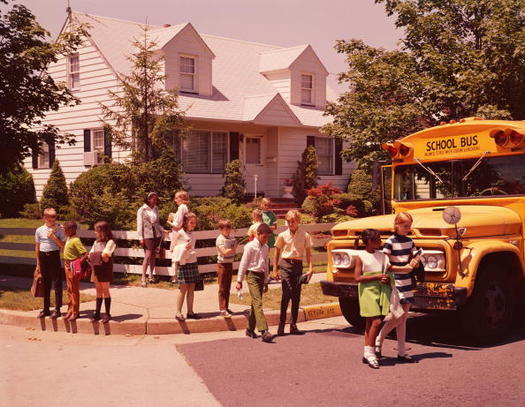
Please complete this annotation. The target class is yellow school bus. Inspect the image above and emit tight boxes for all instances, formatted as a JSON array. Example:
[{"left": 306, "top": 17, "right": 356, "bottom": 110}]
[{"left": 321, "top": 118, "right": 525, "bottom": 343}]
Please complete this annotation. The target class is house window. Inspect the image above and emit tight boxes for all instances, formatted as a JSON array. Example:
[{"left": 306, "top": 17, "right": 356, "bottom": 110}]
[
  {"left": 68, "top": 54, "right": 80, "bottom": 89},
  {"left": 180, "top": 56, "right": 196, "bottom": 93},
  {"left": 38, "top": 143, "right": 50, "bottom": 168},
  {"left": 301, "top": 74, "right": 313, "bottom": 105},
  {"left": 181, "top": 130, "right": 228, "bottom": 173},
  {"left": 92, "top": 129, "right": 105, "bottom": 152},
  {"left": 315, "top": 136, "right": 334, "bottom": 175}
]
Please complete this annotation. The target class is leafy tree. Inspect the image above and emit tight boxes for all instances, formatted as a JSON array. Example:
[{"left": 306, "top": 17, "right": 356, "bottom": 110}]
[
  {"left": 0, "top": 1, "right": 87, "bottom": 174},
  {"left": 292, "top": 146, "right": 319, "bottom": 205},
  {"left": 324, "top": 0, "right": 525, "bottom": 170},
  {"left": 221, "top": 159, "right": 246, "bottom": 205},
  {"left": 0, "top": 165, "right": 36, "bottom": 217},
  {"left": 39, "top": 160, "right": 69, "bottom": 214},
  {"left": 101, "top": 25, "right": 186, "bottom": 163}
]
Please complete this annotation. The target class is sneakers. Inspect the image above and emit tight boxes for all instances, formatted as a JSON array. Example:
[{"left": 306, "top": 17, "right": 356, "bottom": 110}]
[
  {"left": 261, "top": 331, "right": 273, "bottom": 343},
  {"left": 220, "top": 310, "right": 232, "bottom": 318}
]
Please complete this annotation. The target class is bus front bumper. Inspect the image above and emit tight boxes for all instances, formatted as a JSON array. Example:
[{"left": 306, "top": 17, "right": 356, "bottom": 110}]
[{"left": 320, "top": 280, "right": 468, "bottom": 311}]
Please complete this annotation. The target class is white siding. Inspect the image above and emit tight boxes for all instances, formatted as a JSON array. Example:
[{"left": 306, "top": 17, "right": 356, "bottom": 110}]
[
  {"left": 254, "top": 98, "right": 299, "bottom": 127},
  {"left": 164, "top": 26, "right": 213, "bottom": 96},
  {"left": 277, "top": 128, "right": 353, "bottom": 193},
  {"left": 23, "top": 40, "right": 124, "bottom": 198},
  {"left": 264, "top": 70, "right": 291, "bottom": 102},
  {"left": 289, "top": 47, "right": 327, "bottom": 108}
]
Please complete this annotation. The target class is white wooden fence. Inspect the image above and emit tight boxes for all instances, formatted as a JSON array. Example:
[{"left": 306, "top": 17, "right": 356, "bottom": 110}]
[{"left": 0, "top": 223, "right": 334, "bottom": 276}]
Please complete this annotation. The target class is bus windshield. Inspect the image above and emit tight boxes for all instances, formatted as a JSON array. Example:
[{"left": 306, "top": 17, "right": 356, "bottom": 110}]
[{"left": 394, "top": 154, "right": 525, "bottom": 201}]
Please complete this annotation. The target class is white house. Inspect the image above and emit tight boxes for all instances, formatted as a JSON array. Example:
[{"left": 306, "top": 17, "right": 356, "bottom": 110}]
[{"left": 24, "top": 11, "right": 353, "bottom": 198}]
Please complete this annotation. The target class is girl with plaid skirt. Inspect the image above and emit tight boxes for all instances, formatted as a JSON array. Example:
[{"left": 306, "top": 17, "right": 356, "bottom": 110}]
[{"left": 173, "top": 212, "right": 201, "bottom": 321}]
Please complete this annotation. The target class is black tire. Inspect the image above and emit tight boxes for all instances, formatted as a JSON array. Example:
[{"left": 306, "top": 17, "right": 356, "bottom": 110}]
[
  {"left": 460, "top": 268, "right": 514, "bottom": 344},
  {"left": 339, "top": 297, "right": 365, "bottom": 331}
]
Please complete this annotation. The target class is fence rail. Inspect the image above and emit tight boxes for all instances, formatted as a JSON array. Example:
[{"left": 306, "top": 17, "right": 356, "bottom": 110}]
[{"left": 0, "top": 223, "right": 334, "bottom": 276}]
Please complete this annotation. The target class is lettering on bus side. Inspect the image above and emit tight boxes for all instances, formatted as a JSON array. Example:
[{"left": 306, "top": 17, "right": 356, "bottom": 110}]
[{"left": 424, "top": 135, "right": 479, "bottom": 157}]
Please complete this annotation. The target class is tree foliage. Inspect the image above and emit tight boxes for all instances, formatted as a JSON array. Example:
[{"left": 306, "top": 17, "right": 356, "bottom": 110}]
[
  {"left": 40, "top": 160, "right": 69, "bottom": 215},
  {"left": 101, "top": 25, "right": 186, "bottom": 163},
  {"left": 0, "top": 1, "right": 87, "bottom": 173},
  {"left": 69, "top": 152, "right": 184, "bottom": 229},
  {"left": 324, "top": 0, "right": 525, "bottom": 169},
  {"left": 292, "top": 146, "right": 319, "bottom": 205},
  {"left": 221, "top": 159, "right": 246, "bottom": 205},
  {"left": 0, "top": 164, "right": 36, "bottom": 217}
]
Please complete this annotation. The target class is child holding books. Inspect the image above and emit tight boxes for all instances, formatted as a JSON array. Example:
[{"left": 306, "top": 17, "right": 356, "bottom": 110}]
[
  {"left": 62, "top": 221, "right": 87, "bottom": 321},
  {"left": 236, "top": 223, "right": 273, "bottom": 343},
  {"left": 168, "top": 190, "right": 190, "bottom": 283},
  {"left": 215, "top": 219, "right": 238, "bottom": 318}
]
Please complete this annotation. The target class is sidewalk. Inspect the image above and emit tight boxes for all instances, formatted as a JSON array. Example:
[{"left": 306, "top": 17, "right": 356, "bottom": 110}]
[{"left": 0, "top": 273, "right": 340, "bottom": 335}]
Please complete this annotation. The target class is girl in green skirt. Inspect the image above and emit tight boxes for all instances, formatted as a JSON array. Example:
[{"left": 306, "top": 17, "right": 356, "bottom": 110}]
[{"left": 354, "top": 229, "right": 392, "bottom": 369}]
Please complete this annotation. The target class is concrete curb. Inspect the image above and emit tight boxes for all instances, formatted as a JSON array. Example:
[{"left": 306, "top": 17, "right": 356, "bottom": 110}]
[{"left": 0, "top": 302, "right": 342, "bottom": 336}]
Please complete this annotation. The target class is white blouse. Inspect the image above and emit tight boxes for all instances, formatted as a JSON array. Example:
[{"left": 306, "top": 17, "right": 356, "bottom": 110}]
[
  {"left": 89, "top": 239, "right": 116, "bottom": 266},
  {"left": 171, "top": 230, "right": 197, "bottom": 265}
]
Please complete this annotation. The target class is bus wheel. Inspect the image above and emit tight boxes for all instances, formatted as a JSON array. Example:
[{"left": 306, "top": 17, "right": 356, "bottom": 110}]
[
  {"left": 339, "top": 298, "right": 365, "bottom": 331},
  {"left": 460, "top": 270, "right": 514, "bottom": 344}
]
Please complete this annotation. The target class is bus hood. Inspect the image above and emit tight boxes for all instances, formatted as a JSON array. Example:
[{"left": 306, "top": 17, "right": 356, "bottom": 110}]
[{"left": 331, "top": 205, "right": 522, "bottom": 238}]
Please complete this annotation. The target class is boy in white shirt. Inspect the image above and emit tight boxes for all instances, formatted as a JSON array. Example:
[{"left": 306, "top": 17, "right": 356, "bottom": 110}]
[{"left": 236, "top": 223, "right": 273, "bottom": 343}]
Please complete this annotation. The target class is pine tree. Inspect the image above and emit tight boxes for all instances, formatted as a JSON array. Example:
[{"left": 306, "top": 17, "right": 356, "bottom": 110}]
[
  {"left": 101, "top": 25, "right": 186, "bottom": 163},
  {"left": 292, "top": 146, "right": 318, "bottom": 205},
  {"left": 221, "top": 159, "right": 246, "bottom": 204},
  {"left": 40, "top": 160, "right": 69, "bottom": 214}
]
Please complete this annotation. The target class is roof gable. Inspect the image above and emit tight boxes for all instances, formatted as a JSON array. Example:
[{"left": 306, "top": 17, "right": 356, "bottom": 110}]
[
  {"left": 159, "top": 23, "right": 215, "bottom": 58},
  {"left": 289, "top": 45, "right": 329, "bottom": 76},
  {"left": 259, "top": 44, "right": 328, "bottom": 75},
  {"left": 244, "top": 93, "right": 301, "bottom": 126}
]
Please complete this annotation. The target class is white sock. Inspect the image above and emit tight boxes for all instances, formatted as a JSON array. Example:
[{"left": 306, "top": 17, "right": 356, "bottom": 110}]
[{"left": 364, "top": 346, "right": 375, "bottom": 359}]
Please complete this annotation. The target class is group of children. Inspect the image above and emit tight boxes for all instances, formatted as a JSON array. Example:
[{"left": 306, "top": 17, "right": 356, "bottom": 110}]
[
  {"left": 36, "top": 192, "right": 421, "bottom": 362},
  {"left": 355, "top": 212, "right": 419, "bottom": 368},
  {"left": 35, "top": 208, "right": 116, "bottom": 322}
]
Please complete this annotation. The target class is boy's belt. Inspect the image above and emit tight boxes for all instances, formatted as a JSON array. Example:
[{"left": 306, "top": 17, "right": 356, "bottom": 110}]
[
  {"left": 40, "top": 250, "right": 59, "bottom": 256},
  {"left": 282, "top": 258, "right": 302, "bottom": 264},
  {"left": 248, "top": 269, "right": 265, "bottom": 273}
]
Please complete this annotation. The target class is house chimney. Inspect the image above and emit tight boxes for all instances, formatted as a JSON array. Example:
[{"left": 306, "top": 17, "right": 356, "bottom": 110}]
[{"left": 163, "top": 24, "right": 171, "bottom": 28}]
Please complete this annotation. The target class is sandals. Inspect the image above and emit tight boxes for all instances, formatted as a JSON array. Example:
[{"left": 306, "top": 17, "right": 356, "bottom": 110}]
[
  {"left": 186, "top": 313, "right": 200, "bottom": 320},
  {"left": 141, "top": 281, "right": 147, "bottom": 288},
  {"left": 362, "top": 356, "right": 380, "bottom": 369},
  {"left": 175, "top": 313, "right": 185, "bottom": 321}
]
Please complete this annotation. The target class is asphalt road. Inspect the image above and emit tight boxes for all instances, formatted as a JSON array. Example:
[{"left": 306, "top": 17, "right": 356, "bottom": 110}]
[{"left": 1, "top": 314, "right": 524, "bottom": 407}]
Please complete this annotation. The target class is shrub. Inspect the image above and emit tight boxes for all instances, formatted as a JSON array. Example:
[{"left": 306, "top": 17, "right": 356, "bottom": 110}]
[
  {"left": 69, "top": 153, "right": 184, "bottom": 229},
  {"left": 40, "top": 160, "right": 69, "bottom": 215},
  {"left": 0, "top": 165, "right": 37, "bottom": 217},
  {"left": 190, "top": 197, "right": 251, "bottom": 230},
  {"left": 301, "top": 183, "right": 342, "bottom": 220},
  {"left": 292, "top": 146, "right": 318, "bottom": 205},
  {"left": 320, "top": 213, "right": 355, "bottom": 224},
  {"left": 347, "top": 169, "right": 380, "bottom": 214},
  {"left": 221, "top": 159, "right": 246, "bottom": 205},
  {"left": 332, "top": 193, "right": 366, "bottom": 217},
  {"left": 300, "top": 213, "right": 316, "bottom": 224},
  {"left": 20, "top": 203, "right": 41, "bottom": 219}
]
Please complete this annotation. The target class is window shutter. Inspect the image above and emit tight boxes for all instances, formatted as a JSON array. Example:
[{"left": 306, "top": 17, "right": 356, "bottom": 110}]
[
  {"left": 104, "top": 127, "right": 112, "bottom": 159},
  {"left": 229, "top": 132, "right": 240, "bottom": 161},
  {"left": 32, "top": 147, "right": 38, "bottom": 169},
  {"left": 83, "top": 129, "right": 91, "bottom": 152},
  {"left": 335, "top": 137, "right": 343, "bottom": 175},
  {"left": 48, "top": 139, "right": 55, "bottom": 168},
  {"left": 307, "top": 135, "right": 315, "bottom": 147}
]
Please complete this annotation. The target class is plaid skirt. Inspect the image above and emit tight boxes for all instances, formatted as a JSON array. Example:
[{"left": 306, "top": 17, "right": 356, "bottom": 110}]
[{"left": 177, "top": 262, "right": 201, "bottom": 284}]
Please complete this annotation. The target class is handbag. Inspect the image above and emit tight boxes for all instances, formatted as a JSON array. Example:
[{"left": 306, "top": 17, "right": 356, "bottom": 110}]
[
  {"left": 71, "top": 258, "right": 84, "bottom": 276},
  {"left": 195, "top": 277, "right": 204, "bottom": 291},
  {"left": 31, "top": 268, "right": 45, "bottom": 297}
]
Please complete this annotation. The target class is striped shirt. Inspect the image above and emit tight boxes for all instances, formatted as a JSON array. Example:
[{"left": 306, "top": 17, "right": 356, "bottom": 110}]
[{"left": 383, "top": 233, "right": 417, "bottom": 304}]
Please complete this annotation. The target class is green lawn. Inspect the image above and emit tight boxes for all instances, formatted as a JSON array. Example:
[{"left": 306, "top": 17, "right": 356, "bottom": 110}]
[
  {"left": 229, "top": 282, "right": 334, "bottom": 310},
  {"left": 0, "top": 285, "right": 96, "bottom": 311}
]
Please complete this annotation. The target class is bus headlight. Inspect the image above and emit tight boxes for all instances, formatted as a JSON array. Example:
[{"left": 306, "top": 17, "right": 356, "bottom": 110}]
[
  {"left": 331, "top": 249, "right": 357, "bottom": 269},
  {"left": 420, "top": 250, "right": 446, "bottom": 272}
]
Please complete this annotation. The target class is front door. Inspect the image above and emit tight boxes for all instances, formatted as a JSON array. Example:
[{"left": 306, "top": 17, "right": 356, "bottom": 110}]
[{"left": 243, "top": 135, "right": 265, "bottom": 197}]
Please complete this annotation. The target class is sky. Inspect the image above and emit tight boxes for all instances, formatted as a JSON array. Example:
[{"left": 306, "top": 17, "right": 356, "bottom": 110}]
[{"left": 10, "top": 0, "right": 402, "bottom": 94}]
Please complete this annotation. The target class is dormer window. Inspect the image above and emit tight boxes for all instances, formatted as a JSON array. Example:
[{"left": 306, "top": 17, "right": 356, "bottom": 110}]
[
  {"left": 180, "top": 55, "right": 197, "bottom": 93},
  {"left": 68, "top": 54, "right": 80, "bottom": 89},
  {"left": 301, "top": 73, "right": 313, "bottom": 105}
]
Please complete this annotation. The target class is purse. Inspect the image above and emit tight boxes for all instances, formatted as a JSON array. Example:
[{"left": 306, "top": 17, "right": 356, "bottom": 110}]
[
  {"left": 31, "top": 268, "right": 45, "bottom": 297},
  {"left": 195, "top": 277, "right": 204, "bottom": 291},
  {"left": 71, "top": 258, "right": 84, "bottom": 276}
]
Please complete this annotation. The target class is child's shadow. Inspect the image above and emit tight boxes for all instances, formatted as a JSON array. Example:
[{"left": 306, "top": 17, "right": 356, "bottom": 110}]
[{"left": 380, "top": 351, "right": 452, "bottom": 366}]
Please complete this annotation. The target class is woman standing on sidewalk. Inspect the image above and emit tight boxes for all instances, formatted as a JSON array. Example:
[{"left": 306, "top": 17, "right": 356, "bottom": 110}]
[
  {"left": 89, "top": 221, "right": 116, "bottom": 323},
  {"left": 137, "top": 192, "right": 165, "bottom": 287}
]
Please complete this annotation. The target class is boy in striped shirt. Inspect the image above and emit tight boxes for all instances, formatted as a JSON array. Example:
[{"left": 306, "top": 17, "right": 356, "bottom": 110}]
[{"left": 376, "top": 212, "right": 420, "bottom": 363}]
